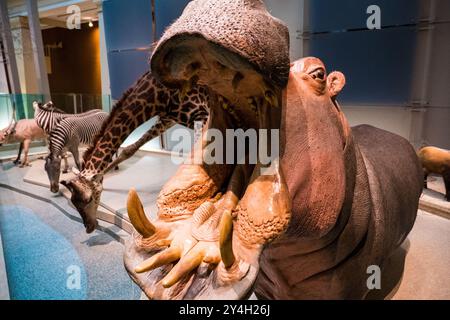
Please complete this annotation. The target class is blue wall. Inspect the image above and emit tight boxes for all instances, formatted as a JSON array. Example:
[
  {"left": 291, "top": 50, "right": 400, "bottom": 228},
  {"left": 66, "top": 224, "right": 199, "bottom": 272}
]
[
  {"left": 154, "top": 0, "right": 191, "bottom": 39},
  {"left": 103, "top": 0, "right": 190, "bottom": 99},
  {"left": 308, "top": 0, "right": 420, "bottom": 105},
  {"left": 103, "top": 0, "right": 420, "bottom": 105}
]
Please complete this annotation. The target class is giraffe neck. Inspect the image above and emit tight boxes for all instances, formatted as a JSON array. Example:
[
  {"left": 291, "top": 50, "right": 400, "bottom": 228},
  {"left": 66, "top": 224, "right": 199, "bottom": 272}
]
[{"left": 81, "top": 71, "right": 176, "bottom": 180}]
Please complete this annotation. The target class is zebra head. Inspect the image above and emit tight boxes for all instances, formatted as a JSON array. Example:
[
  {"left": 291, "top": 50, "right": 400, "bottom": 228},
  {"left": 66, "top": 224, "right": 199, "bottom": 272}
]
[
  {"left": 32, "top": 101, "right": 42, "bottom": 117},
  {"left": 44, "top": 153, "right": 62, "bottom": 193},
  {"left": 60, "top": 175, "right": 103, "bottom": 234}
]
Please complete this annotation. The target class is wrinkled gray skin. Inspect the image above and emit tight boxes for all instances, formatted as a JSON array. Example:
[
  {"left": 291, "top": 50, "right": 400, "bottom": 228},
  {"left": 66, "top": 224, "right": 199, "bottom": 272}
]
[{"left": 123, "top": 0, "right": 422, "bottom": 299}]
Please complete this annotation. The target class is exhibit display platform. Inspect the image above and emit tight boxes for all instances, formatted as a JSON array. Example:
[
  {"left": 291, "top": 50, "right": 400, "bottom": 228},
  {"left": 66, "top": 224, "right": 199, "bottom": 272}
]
[
  {"left": 22, "top": 150, "right": 180, "bottom": 240},
  {"left": 0, "top": 151, "right": 448, "bottom": 300},
  {"left": 420, "top": 177, "right": 450, "bottom": 220},
  {"left": 0, "top": 158, "right": 143, "bottom": 300}
]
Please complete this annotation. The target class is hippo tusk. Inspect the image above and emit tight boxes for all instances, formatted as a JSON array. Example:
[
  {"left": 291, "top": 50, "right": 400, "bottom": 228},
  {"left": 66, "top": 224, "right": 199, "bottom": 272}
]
[
  {"left": 161, "top": 244, "right": 206, "bottom": 288},
  {"left": 219, "top": 210, "right": 235, "bottom": 268},
  {"left": 135, "top": 246, "right": 181, "bottom": 273},
  {"left": 127, "top": 188, "right": 156, "bottom": 238},
  {"left": 264, "top": 90, "right": 279, "bottom": 108}
]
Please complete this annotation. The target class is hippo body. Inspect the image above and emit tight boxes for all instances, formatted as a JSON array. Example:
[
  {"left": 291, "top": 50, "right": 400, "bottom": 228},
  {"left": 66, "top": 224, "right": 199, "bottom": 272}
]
[
  {"left": 258, "top": 124, "right": 422, "bottom": 299},
  {"left": 123, "top": 0, "right": 423, "bottom": 300}
]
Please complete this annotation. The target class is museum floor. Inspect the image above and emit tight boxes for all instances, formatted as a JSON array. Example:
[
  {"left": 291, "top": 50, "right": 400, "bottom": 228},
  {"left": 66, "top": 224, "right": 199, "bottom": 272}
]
[{"left": 0, "top": 149, "right": 449, "bottom": 300}]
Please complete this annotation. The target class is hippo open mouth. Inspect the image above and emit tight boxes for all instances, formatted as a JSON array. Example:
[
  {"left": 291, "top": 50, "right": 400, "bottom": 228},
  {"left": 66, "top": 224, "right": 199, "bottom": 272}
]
[{"left": 123, "top": 0, "right": 292, "bottom": 300}]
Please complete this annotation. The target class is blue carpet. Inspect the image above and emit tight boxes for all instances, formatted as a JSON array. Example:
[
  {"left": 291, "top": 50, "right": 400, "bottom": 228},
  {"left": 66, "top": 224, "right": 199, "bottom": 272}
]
[{"left": 0, "top": 205, "right": 87, "bottom": 299}]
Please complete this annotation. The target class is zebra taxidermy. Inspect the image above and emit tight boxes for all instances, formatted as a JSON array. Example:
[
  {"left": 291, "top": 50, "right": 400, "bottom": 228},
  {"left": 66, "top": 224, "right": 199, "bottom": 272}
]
[
  {"left": 33, "top": 101, "right": 102, "bottom": 172},
  {"left": 44, "top": 109, "right": 108, "bottom": 193},
  {"left": 33, "top": 101, "right": 102, "bottom": 133}
]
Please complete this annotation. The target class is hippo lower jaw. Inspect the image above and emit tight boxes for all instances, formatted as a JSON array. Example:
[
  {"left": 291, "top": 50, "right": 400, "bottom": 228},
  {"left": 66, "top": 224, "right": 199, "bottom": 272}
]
[{"left": 124, "top": 71, "right": 291, "bottom": 299}]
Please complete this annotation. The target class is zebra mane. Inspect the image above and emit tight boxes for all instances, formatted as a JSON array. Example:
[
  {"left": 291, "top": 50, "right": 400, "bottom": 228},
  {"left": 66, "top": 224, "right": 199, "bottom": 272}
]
[
  {"left": 82, "top": 86, "right": 136, "bottom": 168},
  {"left": 39, "top": 102, "right": 67, "bottom": 114}
]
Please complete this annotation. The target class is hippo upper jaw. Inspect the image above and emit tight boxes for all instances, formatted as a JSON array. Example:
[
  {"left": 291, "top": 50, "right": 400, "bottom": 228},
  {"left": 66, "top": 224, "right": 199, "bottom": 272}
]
[{"left": 123, "top": 0, "right": 292, "bottom": 300}]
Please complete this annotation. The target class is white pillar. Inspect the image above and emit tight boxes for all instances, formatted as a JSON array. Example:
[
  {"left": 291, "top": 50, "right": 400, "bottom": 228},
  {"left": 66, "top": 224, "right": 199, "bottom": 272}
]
[
  {"left": 97, "top": 2, "right": 111, "bottom": 112},
  {"left": 0, "top": 0, "right": 21, "bottom": 95},
  {"left": 25, "top": 0, "right": 50, "bottom": 101},
  {"left": 408, "top": 0, "right": 437, "bottom": 148},
  {"left": 264, "top": 0, "right": 309, "bottom": 60},
  {"left": 10, "top": 16, "right": 39, "bottom": 95}
]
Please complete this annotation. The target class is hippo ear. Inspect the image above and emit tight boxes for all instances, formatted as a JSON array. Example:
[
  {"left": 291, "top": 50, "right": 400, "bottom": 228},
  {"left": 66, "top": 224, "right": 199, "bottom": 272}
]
[{"left": 327, "top": 71, "right": 346, "bottom": 98}]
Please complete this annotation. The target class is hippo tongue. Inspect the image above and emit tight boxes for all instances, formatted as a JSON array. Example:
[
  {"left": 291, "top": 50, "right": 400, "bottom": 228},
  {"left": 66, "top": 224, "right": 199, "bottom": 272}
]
[{"left": 150, "top": 0, "right": 290, "bottom": 114}]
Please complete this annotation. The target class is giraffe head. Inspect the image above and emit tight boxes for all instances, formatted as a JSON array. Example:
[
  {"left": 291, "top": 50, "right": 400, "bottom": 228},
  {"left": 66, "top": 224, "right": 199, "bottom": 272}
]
[{"left": 61, "top": 173, "right": 103, "bottom": 233}]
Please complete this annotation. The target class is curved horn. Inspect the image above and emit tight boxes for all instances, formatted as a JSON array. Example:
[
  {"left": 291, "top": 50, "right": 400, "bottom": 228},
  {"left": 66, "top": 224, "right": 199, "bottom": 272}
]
[
  {"left": 12, "top": 106, "right": 16, "bottom": 122},
  {"left": 127, "top": 188, "right": 156, "bottom": 238},
  {"left": 219, "top": 210, "right": 235, "bottom": 268}
]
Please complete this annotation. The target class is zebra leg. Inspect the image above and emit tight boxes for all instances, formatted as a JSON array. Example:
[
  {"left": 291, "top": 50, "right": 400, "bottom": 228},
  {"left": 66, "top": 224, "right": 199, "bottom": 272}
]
[
  {"left": 19, "top": 140, "right": 31, "bottom": 167},
  {"left": 14, "top": 142, "right": 23, "bottom": 165},
  {"left": 103, "top": 120, "right": 174, "bottom": 174}
]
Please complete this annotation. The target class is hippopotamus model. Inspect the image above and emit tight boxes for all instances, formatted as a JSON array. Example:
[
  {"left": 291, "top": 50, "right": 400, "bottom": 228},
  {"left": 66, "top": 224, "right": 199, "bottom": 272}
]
[
  {"left": 0, "top": 118, "right": 45, "bottom": 167},
  {"left": 123, "top": 0, "right": 423, "bottom": 299},
  {"left": 418, "top": 146, "right": 450, "bottom": 201}
]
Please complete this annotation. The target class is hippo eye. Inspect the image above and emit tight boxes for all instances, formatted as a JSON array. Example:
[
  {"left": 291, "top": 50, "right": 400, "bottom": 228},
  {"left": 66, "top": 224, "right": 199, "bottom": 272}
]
[{"left": 309, "top": 68, "right": 325, "bottom": 80}]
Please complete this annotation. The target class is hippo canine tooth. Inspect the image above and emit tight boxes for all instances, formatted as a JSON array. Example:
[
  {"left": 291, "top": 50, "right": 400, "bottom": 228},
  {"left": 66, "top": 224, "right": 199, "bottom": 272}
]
[
  {"left": 219, "top": 210, "right": 235, "bottom": 268},
  {"left": 127, "top": 188, "right": 156, "bottom": 238}
]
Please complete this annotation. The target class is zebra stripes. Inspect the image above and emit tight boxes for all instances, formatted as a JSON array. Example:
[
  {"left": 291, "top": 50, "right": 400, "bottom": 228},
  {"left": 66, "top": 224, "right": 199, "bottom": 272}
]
[
  {"left": 48, "top": 111, "right": 109, "bottom": 160},
  {"left": 33, "top": 101, "right": 101, "bottom": 134}
]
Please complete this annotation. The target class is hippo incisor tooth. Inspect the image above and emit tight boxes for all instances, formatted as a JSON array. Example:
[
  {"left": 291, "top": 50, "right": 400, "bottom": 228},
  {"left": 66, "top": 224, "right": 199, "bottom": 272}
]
[
  {"left": 135, "top": 246, "right": 181, "bottom": 273},
  {"left": 265, "top": 90, "right": 279, "bottom": 108},
  {"left": 127, "top": 188, "right": 156, "bottom": 238},
  {"left": 247, "top": 97, "right": 258, "bottom": 113},
  {"left": 219, "top": 210, "right": 235, "bottom": 268},
  {"left": 161, "top": 244, "right": 206, "bottom": 288}
]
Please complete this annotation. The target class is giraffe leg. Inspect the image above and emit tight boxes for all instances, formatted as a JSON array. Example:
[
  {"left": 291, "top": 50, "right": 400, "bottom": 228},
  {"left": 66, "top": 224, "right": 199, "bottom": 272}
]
[
  {"left": 104, "top": 120, "right": 174, "bottom": 174},
  {"left": 14, "top": 142, "right": 23, "bottom": 165}
]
